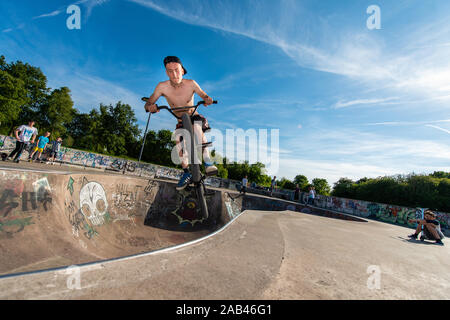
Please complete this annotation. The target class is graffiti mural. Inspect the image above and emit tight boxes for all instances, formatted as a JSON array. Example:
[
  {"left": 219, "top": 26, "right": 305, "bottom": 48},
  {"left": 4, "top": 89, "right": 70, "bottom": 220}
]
[
  {"left": 2, "top": 133, "right": 449, "bottom": 234},
  {"left": 70, "top": 151, "right": 110, "bottom": 168},
  {"left": 64, "top": 177, "right": 112, "bottom": 240},
  {"left": 205, "top": 177, "right": 221, "bottom": 188},
  {"left": 79, "top": 181, "right": 110, "bottom": 226},
  {"left": 0, "top": 174, "right": 53, "bottom": 236},
  {"left": 156, "top": 167, "right": 182, "bottom": 180},
  {"left": 67, "top": 177, "right": 74, "bottom": 195},
  {"left": 112, "top": 184, "right": 142, "bottom": 210}
]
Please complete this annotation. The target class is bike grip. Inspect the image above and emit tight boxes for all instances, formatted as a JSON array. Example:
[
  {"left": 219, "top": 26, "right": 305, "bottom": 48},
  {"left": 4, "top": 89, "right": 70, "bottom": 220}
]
[{"left": 199, "top": 100, "right": 218, "bottom": 104}]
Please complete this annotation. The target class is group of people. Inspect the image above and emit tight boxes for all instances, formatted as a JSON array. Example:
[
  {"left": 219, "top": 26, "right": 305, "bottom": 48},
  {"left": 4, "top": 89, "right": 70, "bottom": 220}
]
[
  {"left": 239, "top": 175, "right": 277, "bottom": 196},
  {"left": 240, "top": 175, "right": 316, "bottom": 205},
  {"left": 5, "top": 120, "right": 63, "bottom": 163},
  {"left": 294, "top": 184, "right": 316, "bottom": 205}
]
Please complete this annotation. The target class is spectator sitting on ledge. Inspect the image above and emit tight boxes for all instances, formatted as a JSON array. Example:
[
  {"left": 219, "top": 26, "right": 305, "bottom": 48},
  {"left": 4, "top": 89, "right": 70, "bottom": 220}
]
[{"left": 408, "top": 210, "right": 445, "bottom": 245}]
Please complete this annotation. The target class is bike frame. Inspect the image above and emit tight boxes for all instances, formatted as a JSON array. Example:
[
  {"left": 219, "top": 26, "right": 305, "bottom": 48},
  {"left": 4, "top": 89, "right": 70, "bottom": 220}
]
[{"left": 142, "top": 97, "right": 218, "bottom": 220}]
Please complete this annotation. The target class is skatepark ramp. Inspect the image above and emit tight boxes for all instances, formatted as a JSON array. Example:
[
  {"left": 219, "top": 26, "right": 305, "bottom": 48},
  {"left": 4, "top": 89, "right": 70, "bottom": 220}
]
[{"left": 0, "top": 169, "right": 364, "bottom": 277}]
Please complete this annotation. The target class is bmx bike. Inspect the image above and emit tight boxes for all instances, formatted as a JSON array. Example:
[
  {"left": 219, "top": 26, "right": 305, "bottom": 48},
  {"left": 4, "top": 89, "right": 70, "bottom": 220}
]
[{"left": 142, "top": 97, "right": 218, "bottom": 220}]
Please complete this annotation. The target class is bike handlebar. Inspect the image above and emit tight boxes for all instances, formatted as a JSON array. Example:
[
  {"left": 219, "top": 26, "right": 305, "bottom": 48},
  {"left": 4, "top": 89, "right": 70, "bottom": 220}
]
[{"left": 142, "top": 97, "right": 218, "bottom": 119}]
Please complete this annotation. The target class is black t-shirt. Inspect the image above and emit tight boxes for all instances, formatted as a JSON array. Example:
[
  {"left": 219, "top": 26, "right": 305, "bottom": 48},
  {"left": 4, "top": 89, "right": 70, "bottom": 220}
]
[{"left": 426, "top": 219, "right": 439, "bottom": 226}]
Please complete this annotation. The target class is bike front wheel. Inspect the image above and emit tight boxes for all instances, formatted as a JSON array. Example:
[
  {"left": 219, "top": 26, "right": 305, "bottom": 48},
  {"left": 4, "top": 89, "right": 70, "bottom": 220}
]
[{"left": 181, "top": 113, "right": 202, "bottom": 183}]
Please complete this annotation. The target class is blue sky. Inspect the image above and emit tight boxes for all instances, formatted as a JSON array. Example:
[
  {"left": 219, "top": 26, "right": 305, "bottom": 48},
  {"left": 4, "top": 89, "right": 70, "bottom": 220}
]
[{"left": 1, "top": 0, "right": 450, "bottom": 185}]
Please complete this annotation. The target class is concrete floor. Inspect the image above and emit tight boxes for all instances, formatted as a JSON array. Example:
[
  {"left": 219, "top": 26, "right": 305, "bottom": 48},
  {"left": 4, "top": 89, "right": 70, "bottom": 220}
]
[{"left": 1, "top": 209, "right": 448, "bottom": 300}]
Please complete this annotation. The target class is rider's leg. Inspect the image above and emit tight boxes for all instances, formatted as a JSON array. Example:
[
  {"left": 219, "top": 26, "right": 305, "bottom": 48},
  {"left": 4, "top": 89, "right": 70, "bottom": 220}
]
[
  {"left": 175, "top": 130, "right": 192, "bottom": 190},
  {"left": 175, "top": 132, "right": 189, "bottom": 169},
  {"left": 193, "top": 121, "right": 217, "bottom": 175},
  {"left": 193, "top": 122, "right": 211, "bottom": 163}
]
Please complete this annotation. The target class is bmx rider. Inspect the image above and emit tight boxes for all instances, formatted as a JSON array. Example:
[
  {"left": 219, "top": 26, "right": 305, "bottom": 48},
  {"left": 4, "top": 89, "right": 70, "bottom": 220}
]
[{"left": 144, "top": 56, "right": 218, "bottom": 190}]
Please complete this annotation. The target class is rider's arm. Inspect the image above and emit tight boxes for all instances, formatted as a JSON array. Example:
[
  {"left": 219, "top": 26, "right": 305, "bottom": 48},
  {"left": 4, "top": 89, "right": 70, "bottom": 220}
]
[
  {"left": 192, "top": 80, "right": 213, "bottom": 106},
  {"left": 145, "top": 83, "right": 164, "bottom": 112}
]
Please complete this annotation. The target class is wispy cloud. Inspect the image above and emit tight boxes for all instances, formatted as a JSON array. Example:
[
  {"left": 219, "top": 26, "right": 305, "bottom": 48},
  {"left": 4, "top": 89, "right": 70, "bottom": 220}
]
[
  {"left": 334, "top": 97, "right": 398, "bottom": 109},
  {"left": 278, "top": 127, "right": 450, "bottom": 184},
  {"left": 366, "top": 119, "right": 450, "bottom": 126},
  {"left": 426, "top": 124, "right": 450, "bottom": 135},
  {"left": 129, "top": 0, "right": 450, "bottom": 101},
  {"left": 76, "top": 0, "right": 111, "bottom": 19},
  {"left": 2, "top": 23, "right": 25, "bottom": 33},
  {"left": 33, "top": 10, "right": 62, "bottom": 20}
]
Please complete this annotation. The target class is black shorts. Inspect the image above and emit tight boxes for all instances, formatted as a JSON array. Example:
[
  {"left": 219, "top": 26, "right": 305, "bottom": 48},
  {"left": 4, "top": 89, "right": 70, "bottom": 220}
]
[{"left": 175, "top": 114, "right": 210, "bottom": 132}]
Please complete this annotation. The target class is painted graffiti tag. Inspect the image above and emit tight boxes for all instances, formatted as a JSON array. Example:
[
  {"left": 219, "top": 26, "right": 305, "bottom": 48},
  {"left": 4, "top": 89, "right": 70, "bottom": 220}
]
[
  {"left": 79, "top": 181, "right": 110, "bottom": 226},
  {"left": 67, "top": 177, "right": 74, "bottom": 195},
  {"left": 112, "top": 184, "right": 142, "bottom": 210},
  {"left": 0, "top": 178, "right": 53, "bottom": 236},
  {"left": 144, "top": 180, "right": 158, "bottom": 197}
]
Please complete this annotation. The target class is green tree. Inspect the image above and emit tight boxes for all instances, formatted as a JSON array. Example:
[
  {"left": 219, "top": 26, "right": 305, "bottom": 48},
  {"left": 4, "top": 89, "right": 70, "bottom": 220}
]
[
  {"left": 216, "top": 165, "right": 228, "bottom": 179},
  {"left": 95, "top": 102, "right": 141, "bottom": 156},
  {"left": 0, "top": 68, "right": 25, "bottom": 134},
  {"left": 278, "top": 177, "right": 296, "bottom": 190},
  {"left": 38, "top": 87, "right": 76, "bottom": 138},
  {"left": 332, "top": 178, "right": 355, "bottom": 197},
  {"left": 430, "top": 171, "right": 450, "bottom": 179},
  {"left": 294, "top": 174, "right": 309, "bottom": 191},
  {"left": 248, "top": 162, "right": 266, "bottom": 183},
  {"left": 2, "top": 57, "right": 49, "bottom": 131},
  {"left": 258, "top": 174, "right": 272, "bottom": 187},
  {"left": 312, "top": 178, "right": 331, "bottom": 195},
  {"left": 140, "top": 129, "right": 177, "bottom": 166},
  {"left": 66, "top": 110, "right": 99, "bottom": 149}
]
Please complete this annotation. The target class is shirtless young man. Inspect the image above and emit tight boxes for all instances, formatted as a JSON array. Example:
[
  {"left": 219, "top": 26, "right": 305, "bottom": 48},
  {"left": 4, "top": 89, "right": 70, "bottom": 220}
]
[
  {"left": 409, "top": 210, "right": 445, "bottom": 245},
  {"left": 144, "top": 56, "right": 218, "bottom": 190}
]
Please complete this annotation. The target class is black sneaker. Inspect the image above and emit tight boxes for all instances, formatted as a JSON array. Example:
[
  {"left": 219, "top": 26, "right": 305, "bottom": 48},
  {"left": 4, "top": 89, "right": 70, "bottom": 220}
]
[
  {"left": 14, "top": 159, "right": 20, "bottom": 163},
  {"left": 408, "top": 233, "right": 418, "bottom": 239},
  {"left": 436, "top": 239, "right": 444, "bottom": 245}
]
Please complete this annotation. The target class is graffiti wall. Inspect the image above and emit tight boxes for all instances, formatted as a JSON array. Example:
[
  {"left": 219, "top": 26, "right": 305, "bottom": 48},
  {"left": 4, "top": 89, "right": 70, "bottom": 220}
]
[
  {"left": 290, "top": 192, "right": 450, "bottom": 236},
  {"left": 0, "top": 135, "right": 254, "bottom": 192},
  {"left": 63, "top": 176, "right": 159, "bottom": 241},
  {"left": 0, "top": 171, "right": 53, "bottom": 237},
  {"left": 144, "top": 182, "right": 222, "bottom": 231},
  {"left": 2, "top": 134, "right": 449, "bottom": 234}
]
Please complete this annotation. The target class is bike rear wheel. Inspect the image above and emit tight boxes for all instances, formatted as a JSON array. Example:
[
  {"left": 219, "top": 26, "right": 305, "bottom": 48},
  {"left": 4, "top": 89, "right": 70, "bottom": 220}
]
[{"left": 196, "top": 183, "right": 209, "bottom": 219}]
